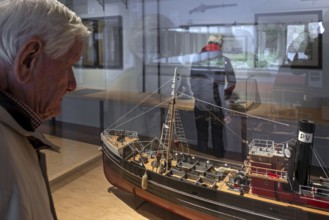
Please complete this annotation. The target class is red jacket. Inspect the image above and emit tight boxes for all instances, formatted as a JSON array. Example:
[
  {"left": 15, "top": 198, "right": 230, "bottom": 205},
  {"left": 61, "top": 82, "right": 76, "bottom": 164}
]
[{"left": 201, "top": 43, "right": 221, "bottom": 52}]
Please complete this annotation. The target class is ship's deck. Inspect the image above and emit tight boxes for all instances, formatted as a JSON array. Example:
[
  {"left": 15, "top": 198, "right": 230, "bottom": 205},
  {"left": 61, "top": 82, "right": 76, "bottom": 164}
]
[
  {"left": 131, "top": 153, "right": 329, "bottom": 217},
  {"left": 103, "top": 134, "right": 139, "bottom": 149}
]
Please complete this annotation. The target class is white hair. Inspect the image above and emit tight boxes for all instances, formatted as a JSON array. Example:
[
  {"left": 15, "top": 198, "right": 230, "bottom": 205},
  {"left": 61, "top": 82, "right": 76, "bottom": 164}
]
[
  {"left": 0, "top": 0, "right": 90, "bottom": 66},
  {"left": 208, "top": 34, "right": 223, "bottom": 45}
]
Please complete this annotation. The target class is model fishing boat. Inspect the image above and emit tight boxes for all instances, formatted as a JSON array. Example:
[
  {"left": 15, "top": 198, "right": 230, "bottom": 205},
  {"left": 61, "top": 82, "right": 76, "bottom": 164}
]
[{"left": 101, "top": 69, "right": 329, "bottom": 220}]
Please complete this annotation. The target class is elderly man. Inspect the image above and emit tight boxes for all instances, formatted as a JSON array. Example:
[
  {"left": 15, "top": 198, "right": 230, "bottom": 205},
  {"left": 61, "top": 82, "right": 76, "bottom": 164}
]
[{"left": 0, "top": 0, "right": 90, "bottom": 219}]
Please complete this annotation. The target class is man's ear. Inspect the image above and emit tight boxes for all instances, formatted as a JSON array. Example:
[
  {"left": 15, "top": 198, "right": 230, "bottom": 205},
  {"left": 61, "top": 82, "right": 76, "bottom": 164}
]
[{"left": 13, "top": 38, "right": 43, "bottom": 84}]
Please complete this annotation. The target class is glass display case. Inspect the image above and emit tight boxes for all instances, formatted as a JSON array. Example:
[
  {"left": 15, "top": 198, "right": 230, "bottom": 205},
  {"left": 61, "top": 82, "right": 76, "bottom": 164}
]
[{"left": 43, "top": 0, "right": 329, "bottom": 219}]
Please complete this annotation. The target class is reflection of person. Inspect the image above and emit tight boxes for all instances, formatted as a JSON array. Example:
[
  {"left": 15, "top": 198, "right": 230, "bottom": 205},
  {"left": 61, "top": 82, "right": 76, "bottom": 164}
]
[
  {"left": 0, "top": 1, "right": 89, "bottom": 219},
  {"left": 274, "top": 27, "right": 321, "bottom": 105},
  {"left": 190, "top": 34, "right": 236, "bottom": 157}
]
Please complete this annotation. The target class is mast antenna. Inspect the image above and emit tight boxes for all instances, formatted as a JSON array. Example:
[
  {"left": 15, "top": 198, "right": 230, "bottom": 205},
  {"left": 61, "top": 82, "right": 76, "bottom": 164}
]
[{"left": 165, "top": 68, "right": 178, "bottom": 171}]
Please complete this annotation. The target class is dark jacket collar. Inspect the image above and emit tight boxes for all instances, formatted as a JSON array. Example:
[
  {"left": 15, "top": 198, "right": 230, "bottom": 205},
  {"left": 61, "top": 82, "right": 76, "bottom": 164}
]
[{"left": 0, "top": 91, "right": 34, "bottom": 131}]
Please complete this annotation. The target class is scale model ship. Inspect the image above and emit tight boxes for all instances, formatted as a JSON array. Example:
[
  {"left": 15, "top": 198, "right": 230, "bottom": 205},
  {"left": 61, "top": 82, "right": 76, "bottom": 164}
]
[{"left": 101, "top": 69, "right": 329, "bottom": 220}]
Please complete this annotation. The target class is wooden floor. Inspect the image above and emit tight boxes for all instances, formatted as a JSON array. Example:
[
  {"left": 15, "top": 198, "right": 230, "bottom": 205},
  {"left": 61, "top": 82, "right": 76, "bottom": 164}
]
[{"left": 45, "top": 135, "right": 186, "bottom": 220}]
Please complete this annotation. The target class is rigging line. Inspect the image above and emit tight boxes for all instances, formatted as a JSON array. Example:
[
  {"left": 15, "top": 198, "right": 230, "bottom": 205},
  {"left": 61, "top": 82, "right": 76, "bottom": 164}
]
[
  {"left": 312, "top": 147, "right": 329, "bottom": 179},
  {"left": 112, "top": 97, "right": 172, "bottom": 129},
  {"left": 108, "top": 77, "right": 174, "bottom": 129},
  {"left": 179, "top": 92, "right": 292, "bottom": 127},
  {"left": 208, "top": 110, "right": 247, "bottom": 143},
  {"left": 286, "top": 172, "right": 294, "bottom": 191},
  {"left": 312, "top": 146, "right": 323, "bottom": 167},
  {"left": 275, "top": 139, "right": 296, "bottom": 147}
]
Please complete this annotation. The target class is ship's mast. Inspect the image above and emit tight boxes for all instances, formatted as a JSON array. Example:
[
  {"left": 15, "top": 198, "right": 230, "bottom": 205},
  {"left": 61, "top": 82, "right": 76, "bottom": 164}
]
[{"left": 166, "top": 68, "right": 178, "bottom": 171}]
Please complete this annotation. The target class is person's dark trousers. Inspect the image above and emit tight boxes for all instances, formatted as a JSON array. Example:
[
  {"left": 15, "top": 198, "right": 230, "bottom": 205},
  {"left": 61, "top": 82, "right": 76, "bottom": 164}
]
[
  {"left": 194, "top": 108, "right": 209, "bottom": 154},
  {"left": 194, "top": 107, "right": 225, "bottom": 157},
  {"left": 211, "top": 111, "right": 225, "bottom": 157}
]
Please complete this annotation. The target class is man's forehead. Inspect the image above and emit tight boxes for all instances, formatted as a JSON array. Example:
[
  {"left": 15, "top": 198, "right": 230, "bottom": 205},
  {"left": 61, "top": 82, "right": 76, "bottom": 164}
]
[{"left": 63, "top": 38, "right": 83, "bottom": 62}]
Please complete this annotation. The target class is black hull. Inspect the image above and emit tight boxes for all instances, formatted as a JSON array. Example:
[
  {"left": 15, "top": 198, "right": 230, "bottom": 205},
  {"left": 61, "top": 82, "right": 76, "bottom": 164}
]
[{"left": 102, "top": 145, "right": 328, "bottom": 220}]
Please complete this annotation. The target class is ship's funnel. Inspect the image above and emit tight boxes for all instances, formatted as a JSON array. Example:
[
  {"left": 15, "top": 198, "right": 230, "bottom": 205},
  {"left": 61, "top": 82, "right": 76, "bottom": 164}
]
[{"left": 294, "top": 120, "right": 315, "bottom": 186}]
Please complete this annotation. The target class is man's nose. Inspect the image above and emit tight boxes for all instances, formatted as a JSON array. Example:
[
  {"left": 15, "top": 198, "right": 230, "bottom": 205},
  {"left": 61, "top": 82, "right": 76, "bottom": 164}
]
[{"left": 67, "top": 68, "right": 77, "bottom": 92}]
